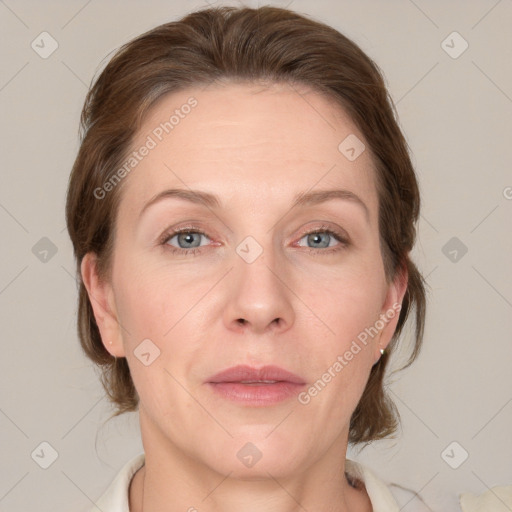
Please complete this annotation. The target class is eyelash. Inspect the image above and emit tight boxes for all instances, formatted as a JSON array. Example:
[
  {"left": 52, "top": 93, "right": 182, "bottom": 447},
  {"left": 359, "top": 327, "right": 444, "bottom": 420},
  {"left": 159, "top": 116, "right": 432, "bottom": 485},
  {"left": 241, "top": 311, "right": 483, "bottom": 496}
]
[{"left": 158, "top": 224, "right": 349, "bottom": 257}]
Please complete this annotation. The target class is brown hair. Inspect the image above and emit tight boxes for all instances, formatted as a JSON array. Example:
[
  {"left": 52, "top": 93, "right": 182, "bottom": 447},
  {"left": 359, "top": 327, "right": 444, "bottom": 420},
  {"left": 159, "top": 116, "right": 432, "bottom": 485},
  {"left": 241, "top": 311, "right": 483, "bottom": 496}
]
[{"left": 65, "top": 5, "right": 427, "bottom": 444}]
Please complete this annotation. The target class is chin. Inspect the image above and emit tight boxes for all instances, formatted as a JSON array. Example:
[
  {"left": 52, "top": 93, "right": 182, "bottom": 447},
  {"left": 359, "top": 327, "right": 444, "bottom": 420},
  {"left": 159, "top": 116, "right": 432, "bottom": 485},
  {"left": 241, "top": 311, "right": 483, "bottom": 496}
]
[{"left": 202, "top": 434, "right": 309, "bottom": 479}]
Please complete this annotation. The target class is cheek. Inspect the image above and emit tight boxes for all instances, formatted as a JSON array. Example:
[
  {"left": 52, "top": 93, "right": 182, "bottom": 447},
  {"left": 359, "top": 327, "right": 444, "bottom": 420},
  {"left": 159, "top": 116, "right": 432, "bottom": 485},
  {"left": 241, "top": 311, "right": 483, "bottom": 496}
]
[
  {"left": 303, "top": 256, "right": 385, "bottom": 336},
  {"left": 297, "top": 255, "right": 386, "bottom": 391},
  {"left": 112, "top": 251, "right": 183, "bottom": 336},
  {"left": 298, "top": 274, "right": 381, "bottom": 420},
  {"left": 111, "top": 262, "right": 199, "bottom": 419},
  {"left": 111, "top": 255, "right": 208, "bottom": 388}
]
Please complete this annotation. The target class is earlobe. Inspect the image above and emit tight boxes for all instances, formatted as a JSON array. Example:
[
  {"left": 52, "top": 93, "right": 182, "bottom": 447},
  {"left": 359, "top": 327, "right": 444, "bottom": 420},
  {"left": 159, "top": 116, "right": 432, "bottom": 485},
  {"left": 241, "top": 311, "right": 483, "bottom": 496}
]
[{"left": 80, "top": 253, "right": 126, "bottom": 358}]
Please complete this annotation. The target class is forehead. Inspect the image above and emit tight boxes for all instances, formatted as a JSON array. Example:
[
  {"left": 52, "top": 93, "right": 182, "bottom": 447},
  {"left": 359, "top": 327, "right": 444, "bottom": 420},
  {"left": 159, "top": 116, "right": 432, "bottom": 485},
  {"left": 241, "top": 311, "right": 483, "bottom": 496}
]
[{"left": 119, "top": 81, "right": 378, "bottom": 221}]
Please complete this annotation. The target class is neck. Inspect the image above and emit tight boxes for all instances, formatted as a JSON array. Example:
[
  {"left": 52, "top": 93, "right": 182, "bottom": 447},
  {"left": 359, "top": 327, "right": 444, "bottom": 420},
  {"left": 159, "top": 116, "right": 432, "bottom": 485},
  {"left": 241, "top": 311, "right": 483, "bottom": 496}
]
[
  {"left": 128, "top": 410, "right": 372, "bottom": 512},
  {"left": 129, "top": 451, "right": 370, "bottom": 512}
]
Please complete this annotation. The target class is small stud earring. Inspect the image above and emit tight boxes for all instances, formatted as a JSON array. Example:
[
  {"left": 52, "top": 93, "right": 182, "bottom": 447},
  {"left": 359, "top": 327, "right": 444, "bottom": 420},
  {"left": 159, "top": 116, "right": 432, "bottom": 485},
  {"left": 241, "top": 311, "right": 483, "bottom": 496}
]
[{"left": 380, "top": 348, "right": 385, "bottom": 355}]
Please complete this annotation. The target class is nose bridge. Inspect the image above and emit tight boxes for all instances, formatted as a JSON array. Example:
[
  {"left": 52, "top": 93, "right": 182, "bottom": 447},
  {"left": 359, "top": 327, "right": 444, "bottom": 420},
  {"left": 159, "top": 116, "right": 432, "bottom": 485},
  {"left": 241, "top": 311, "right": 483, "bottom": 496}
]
[{"left": 223, "top": 230, "right": 295, "bottom": 333}]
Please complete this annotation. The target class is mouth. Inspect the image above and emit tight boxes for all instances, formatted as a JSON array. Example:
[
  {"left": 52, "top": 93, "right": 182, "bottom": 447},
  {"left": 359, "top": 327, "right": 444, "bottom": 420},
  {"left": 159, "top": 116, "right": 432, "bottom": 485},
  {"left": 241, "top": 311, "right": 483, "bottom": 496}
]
[
  {"left": 236, "top": 380, "right": 280, "bottom": 385},
  {"left": 206, "top": 365, "right": 306, "bottom": 406}
]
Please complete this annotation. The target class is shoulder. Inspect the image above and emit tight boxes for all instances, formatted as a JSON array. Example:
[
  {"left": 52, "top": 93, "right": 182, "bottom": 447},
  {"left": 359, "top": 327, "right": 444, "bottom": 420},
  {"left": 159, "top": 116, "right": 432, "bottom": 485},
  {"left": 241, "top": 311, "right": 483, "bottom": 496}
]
[
  {"left": 89, "top": 453, "right": 146, "bottom": 512},
  {"left": 346, "top": 459, "right": 433, "bottom": 512},
  {"left": 460, "top": 485, "right": 512, "bottom": 512}
]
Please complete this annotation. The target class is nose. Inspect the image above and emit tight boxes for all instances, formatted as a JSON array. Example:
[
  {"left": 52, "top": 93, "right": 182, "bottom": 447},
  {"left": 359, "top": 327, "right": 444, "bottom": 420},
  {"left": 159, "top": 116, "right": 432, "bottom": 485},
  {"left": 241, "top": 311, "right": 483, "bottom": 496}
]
[{"left": 222, "top": 247, "right": 295, "bottom": 336}]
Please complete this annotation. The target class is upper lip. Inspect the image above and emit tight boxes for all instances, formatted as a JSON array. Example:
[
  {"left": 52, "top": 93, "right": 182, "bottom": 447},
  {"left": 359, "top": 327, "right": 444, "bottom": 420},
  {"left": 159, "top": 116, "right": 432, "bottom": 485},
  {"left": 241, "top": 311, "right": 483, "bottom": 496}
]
[{"left": 207, "top": 365, "right": 306, "bottom": 385}]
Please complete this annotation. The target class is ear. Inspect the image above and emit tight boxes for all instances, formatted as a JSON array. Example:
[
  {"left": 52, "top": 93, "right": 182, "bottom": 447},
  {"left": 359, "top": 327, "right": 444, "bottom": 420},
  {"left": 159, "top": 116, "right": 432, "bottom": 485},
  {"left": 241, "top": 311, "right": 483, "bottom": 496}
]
[
  {"left": 80, "top": 252, "right": 126, "bottom": 358},
  {"left": 373, "top": 259, "right": 409, "bottom": 363}
]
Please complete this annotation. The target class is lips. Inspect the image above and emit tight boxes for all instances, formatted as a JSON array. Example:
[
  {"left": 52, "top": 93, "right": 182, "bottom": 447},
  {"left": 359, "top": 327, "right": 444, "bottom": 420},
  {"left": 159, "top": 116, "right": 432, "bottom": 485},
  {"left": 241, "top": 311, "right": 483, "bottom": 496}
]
[
  {"left": 207, "top": 364, "right": 306, "bottom": 385},
  {"left": 206, "top": 365, "right": 306, "bottom": 406}
]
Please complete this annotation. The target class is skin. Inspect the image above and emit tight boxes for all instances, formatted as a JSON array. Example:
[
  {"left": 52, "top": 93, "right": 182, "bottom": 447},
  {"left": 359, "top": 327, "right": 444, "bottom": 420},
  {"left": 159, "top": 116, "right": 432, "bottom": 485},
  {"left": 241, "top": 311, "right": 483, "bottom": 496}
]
[{"left": 82, "top": 81, "right": 407, "bottom": 512}]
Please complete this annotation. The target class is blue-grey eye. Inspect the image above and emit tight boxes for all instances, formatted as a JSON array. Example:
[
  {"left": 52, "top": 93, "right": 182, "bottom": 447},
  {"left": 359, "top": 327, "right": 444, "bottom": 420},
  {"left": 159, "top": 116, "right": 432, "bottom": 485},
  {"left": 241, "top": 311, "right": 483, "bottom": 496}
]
[
  {"left": 307, "top": 232, "right": 331, "bottom": 248},
  {"left": 167, "top": 231, "right": 208, "bottom": 249},
  {"left": 297, "top": 230, "right": 343, "bottom": 250}
]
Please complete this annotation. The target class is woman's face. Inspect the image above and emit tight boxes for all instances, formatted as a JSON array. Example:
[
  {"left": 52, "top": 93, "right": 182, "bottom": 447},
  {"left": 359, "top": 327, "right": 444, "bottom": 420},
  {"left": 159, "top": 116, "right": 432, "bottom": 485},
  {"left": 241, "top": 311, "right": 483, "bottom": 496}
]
[{"left": 84, "top": 81, "right": 406, "bottom": 478}]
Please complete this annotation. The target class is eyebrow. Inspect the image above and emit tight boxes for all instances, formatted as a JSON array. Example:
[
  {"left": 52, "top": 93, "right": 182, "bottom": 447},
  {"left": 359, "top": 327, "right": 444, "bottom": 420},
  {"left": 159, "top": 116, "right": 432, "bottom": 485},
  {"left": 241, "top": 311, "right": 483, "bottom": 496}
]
[{"left": 138, "top": 187, "right": 369, "bottom": 222}]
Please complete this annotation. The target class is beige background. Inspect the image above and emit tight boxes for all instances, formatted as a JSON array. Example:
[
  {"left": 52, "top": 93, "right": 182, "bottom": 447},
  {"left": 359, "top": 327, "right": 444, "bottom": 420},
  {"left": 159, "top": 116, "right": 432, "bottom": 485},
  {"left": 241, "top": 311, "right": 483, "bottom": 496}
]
[{"left": 1, "top": 1, "right": 511, "bottom": 511}]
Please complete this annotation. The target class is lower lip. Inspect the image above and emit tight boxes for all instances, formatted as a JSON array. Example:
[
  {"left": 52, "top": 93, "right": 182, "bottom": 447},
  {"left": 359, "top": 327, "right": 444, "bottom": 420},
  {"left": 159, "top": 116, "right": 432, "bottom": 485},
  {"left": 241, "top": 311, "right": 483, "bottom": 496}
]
[{"left": 207, "top": 382, "right": 305, "bottom": 406}]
